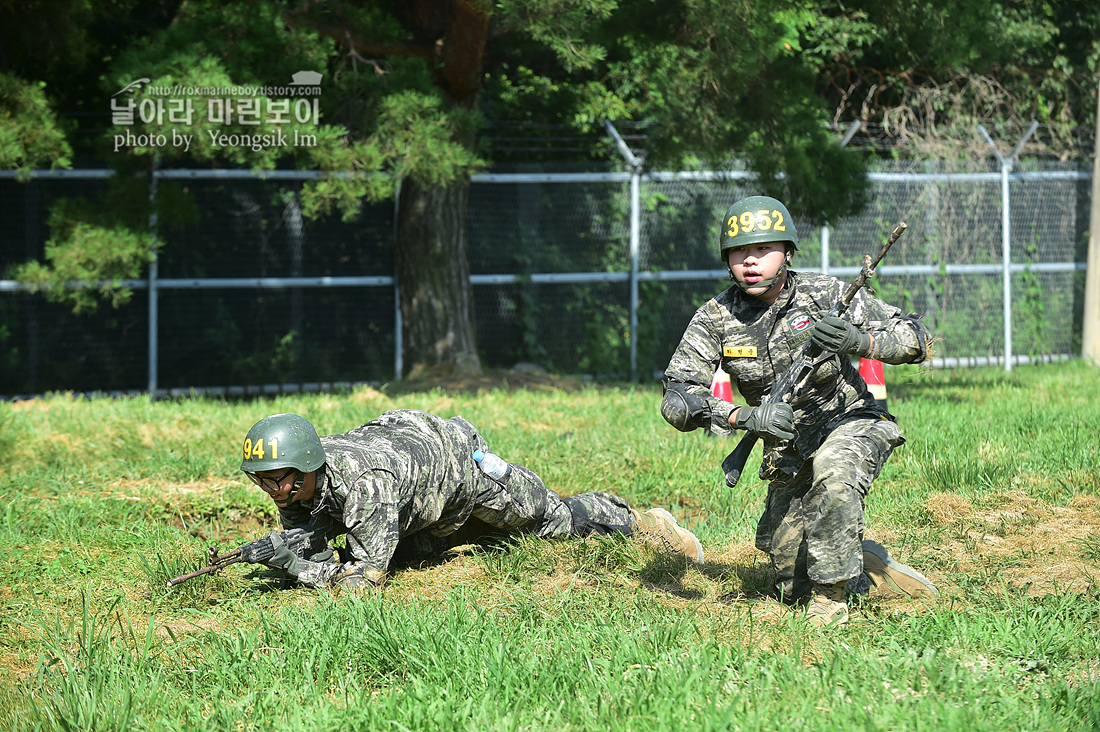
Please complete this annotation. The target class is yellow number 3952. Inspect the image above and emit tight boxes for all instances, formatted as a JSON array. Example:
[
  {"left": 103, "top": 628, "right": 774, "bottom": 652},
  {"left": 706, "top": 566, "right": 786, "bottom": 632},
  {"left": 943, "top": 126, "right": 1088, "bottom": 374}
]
[{"left": 726, "top": 209, "right": 787, "bottom": 238}]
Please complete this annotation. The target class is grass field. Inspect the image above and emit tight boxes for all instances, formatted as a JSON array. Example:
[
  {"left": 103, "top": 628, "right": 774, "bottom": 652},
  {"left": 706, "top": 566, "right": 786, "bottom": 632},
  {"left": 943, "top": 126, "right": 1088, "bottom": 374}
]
[{"left": 1, "top": 361, "right": 1098, "bottom": 731}]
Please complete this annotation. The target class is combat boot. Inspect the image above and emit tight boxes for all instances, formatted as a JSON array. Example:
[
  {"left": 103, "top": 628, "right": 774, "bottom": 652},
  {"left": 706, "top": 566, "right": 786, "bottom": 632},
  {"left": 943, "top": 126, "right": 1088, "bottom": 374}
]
[
  {"left": 861, "top": 540, "right": 939, "bottom": 599},
  {"left": 807, "top": 582, "right": 849, "bottom": 627},
  {"left": 630, "top": 508, "right": 704, "bottom": 565}
]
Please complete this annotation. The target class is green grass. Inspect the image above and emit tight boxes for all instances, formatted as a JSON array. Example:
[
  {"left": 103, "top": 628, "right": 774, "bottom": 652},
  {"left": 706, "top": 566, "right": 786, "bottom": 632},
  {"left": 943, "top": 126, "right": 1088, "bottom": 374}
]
[{"left": 1, "top": 362, "right": 1099, "bottom": 730}]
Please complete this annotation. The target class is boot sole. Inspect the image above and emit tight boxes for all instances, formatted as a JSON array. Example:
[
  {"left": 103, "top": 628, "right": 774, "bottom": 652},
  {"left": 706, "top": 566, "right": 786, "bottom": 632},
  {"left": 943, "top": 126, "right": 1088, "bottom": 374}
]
[
  {"left": 862, "top": 540, "right": 939, "bottom": 598},
  {"left": 648, "top": 507, "right": 705, "bottom": 565}
]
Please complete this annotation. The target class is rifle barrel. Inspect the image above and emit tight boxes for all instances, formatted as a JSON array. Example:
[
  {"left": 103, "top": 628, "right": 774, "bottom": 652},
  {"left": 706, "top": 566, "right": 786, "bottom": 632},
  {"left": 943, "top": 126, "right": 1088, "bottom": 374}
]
[
  {"left": 166, "top": 552, "right": 243, "bottom": 588},
  {"left": 167, "top": 564, "right": 221, "bottom": 587}
]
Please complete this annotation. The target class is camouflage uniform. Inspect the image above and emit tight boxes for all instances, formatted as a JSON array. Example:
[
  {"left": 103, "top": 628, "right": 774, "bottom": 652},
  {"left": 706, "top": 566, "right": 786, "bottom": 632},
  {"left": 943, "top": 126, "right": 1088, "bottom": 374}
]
[
  {"left": 276, "top": 409, "right": 634, "bottom": 588},
  {"left": 663, "top": 271, "right": 930, "bottom": 600}
]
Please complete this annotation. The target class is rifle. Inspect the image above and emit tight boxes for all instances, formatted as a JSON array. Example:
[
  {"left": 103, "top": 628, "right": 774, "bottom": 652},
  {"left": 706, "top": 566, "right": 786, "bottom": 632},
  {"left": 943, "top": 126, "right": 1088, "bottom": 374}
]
[
  {"left": 167, "top": 519, "right": 337, "bottom": 588},
  {"left": 721, "top": 221, "right": 908, "bottom": 488}
]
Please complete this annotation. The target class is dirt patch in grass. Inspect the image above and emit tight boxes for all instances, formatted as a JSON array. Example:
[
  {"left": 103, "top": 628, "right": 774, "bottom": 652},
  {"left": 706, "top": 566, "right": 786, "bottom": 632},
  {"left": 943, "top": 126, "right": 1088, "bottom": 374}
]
[
  {"left": 97, "top": 477, "right": 273, "bottom": 544},
  {"left": 6, "top": 396, "right": 72, "bottom": 411},
  {"left": 923, "top": 490, "right": 1100, "bottom": 598},
  {"left": 104, "top": 477, "right": 234, "bottom": 500},
  {"left": 0, "top": 621, "right": 39, "bottom": 682},
  {"left": 156, "top": 615, "right": 223, "bottom": 639}
]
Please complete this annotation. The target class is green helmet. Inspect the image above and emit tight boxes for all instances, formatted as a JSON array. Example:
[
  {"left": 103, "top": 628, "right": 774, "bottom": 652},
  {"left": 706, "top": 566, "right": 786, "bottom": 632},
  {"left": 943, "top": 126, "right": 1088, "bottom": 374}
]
[
  {"left": 718, "top": 195, "right": 799, "bottom": 261},
  {"left": 240, "top": 414, "right": 326, "bottom": 474}
]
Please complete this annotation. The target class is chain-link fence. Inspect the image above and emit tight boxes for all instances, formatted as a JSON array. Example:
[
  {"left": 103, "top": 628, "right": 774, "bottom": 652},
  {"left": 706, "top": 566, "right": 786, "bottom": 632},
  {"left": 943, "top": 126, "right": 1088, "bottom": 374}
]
[{"left": 0, "top": 158, "right": 1091, "bottom": 398}]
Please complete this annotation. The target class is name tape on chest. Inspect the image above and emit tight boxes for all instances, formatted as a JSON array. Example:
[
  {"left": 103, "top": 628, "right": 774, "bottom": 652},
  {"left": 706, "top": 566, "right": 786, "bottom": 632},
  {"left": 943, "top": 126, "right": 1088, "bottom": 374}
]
[{"left": 723, "top": 346, "right": 757, "bottom": 358}]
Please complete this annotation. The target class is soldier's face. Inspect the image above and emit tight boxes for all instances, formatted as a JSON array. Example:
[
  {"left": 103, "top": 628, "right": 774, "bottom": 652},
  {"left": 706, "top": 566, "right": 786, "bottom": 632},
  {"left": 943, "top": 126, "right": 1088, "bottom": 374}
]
[
  {"left": 251, "top": 468, "right": 317, "bottom": 507},
  {"left": 727, "top": 242, "right": 788, "bottom": 298}
]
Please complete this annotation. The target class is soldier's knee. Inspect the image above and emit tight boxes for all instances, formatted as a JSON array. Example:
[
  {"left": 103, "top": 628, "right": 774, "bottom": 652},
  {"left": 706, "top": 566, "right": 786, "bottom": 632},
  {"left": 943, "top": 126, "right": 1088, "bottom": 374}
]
[
  {"left": 812, "top": 456, "right": 854, "bottom": 488},
  {"left": 561, "top": 496, "right": 586, "bottom": 532},
  {"left": 806, "top": 477, "right": 863, "bottom": 515}
]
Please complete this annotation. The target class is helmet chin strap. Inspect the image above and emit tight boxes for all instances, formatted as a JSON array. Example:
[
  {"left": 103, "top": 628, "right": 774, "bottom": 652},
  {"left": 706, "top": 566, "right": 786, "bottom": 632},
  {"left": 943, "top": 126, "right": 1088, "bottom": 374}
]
[
  {"left": 274, "top": 473, "right": 305, "bottom": 508},
  {"left": 287, "top": 474, "right": 305, "bottom": 501}
]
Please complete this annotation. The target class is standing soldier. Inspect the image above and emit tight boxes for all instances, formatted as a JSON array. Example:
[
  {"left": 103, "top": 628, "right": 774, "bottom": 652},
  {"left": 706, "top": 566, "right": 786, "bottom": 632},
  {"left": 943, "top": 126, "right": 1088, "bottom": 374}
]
[
  {"left": 237, "top": 409, "right": 703, "bottom": 588},
  {"left": 660, "top": 195, "right": 938, "bottom": 627}
]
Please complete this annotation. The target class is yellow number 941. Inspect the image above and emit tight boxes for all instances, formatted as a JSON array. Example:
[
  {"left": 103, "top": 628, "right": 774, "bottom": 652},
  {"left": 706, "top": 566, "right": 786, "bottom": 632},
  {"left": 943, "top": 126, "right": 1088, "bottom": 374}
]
[{"left": 243, "top": 437, "right": 278, "bottom": 461}]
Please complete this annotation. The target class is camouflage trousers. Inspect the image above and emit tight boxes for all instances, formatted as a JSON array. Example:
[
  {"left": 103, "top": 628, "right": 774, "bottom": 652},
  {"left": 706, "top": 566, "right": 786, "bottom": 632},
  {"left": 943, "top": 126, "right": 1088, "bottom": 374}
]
[
  {"left": 469, "top": 462, "right": 634, "bottom": 539},
  {"left": 391, "top": 462, "right": 635, "bottom": 565},
  {"left": 754, "top": 415, "right": 904, "bottom": 601}
]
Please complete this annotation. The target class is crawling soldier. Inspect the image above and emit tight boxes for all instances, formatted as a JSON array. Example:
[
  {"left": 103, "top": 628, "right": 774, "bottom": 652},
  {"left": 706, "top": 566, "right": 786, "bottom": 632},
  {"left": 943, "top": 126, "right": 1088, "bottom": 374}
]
[{"left": 238, "top": 409, "right": 703, "bottom": 588}]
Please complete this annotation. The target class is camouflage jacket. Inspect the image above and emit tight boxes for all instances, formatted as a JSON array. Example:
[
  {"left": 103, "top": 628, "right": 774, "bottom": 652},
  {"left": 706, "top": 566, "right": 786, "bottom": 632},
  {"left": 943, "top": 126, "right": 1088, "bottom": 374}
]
[
  {"left": 663, "top": 270, "right": 930, "bottom": 476},
  {"left": 275, "top": 409, "right": 482, "bottom": 587}
]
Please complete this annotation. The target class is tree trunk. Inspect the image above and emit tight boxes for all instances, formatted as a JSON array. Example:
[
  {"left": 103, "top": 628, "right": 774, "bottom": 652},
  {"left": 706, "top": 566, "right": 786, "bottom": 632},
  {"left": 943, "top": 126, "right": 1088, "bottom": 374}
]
[{"left": 395, "top": 177, "right": 481, "bottom": 376}]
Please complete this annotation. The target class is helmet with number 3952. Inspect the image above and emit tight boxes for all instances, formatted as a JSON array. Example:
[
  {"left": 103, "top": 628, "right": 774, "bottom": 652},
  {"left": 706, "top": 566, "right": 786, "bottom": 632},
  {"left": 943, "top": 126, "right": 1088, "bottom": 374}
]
[
  {"left": 240, "top": 413, "right": 326, "bottom": 474},
  {"left": 718, "top": 195, "right": 799, "bottom": 261}
]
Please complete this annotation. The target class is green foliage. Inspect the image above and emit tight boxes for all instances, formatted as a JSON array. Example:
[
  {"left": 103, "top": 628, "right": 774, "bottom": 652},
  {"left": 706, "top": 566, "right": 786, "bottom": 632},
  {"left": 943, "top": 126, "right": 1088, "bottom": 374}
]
[
  {"left": 5, "top": 1, "right": 494, "bottom": 316},
  {"left": 370, "top": 91, "right": 484, "bottom": 186},
  {"left": 101, "top": 1, "right": 485, "bottom": 186},
  {"left": 8, "top": 195, "right": 156, "bottom": 312},
  {"left": 0, "top": 73, "right": 73, "bottom": 173},
  {"left": 9, "top": 215, "right": 155, "bottom": 310},
  {"left": 500, "top": 0, "right": 616, "bottom": 72},
  {"left": 1073, "top": 534, "right": 1100, "bottom": 565},
  {"left": 4, "top": 159, "right": 208, "bottom": 312},
  {"left": 794, "top": 0, "right": 1100, "bottom": 149}
]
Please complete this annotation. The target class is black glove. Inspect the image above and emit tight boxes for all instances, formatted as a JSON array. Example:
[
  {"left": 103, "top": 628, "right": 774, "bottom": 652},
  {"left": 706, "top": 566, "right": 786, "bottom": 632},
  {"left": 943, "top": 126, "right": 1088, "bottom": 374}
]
[
  {"left": 240, "top": 531, "right": 301, "bottom": 576},
  {"left": 734, "top": 403, "right": 796, "bottom": 441},
  {"left": 809, "top": 315, "right": 870, "bottom": 356},
  {"left": 661, "top": 382, "right": 712, "bottom": 432}
]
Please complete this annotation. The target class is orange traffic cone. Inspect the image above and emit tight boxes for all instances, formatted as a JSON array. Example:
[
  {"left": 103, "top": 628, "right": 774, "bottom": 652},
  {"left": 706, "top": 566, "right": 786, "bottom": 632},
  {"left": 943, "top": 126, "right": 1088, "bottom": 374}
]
[
  {"left": 859, "top": 358, "right": 888, "bottom": 410},
  {"left": 711, "top": 368, "right": 733, "bottom": 402}
]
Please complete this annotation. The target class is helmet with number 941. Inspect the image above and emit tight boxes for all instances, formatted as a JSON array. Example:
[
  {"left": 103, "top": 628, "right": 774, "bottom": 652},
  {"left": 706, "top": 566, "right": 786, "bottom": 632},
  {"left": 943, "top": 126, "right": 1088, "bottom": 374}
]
[
  {"left": 718, "top": 195, "right": 799, "bottom": 262},
  {"left": 240, "top": 413, "right": 326, "bottom": 474}
]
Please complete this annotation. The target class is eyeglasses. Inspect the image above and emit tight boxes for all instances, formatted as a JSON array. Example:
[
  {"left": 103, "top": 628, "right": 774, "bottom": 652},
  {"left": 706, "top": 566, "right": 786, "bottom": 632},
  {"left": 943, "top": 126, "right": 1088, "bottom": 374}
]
[{"left": 245, "top": 468, "right": 298, "bottom": 492}]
